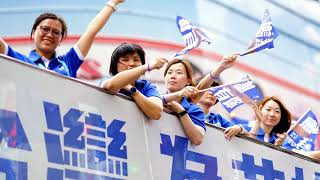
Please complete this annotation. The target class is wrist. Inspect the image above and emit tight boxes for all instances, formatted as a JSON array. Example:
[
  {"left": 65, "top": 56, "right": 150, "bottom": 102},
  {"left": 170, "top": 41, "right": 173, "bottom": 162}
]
[
  {"left": 106, "top": 0, "right": 118, "bottom": 11},
  {"left": 209, "top": 72, "right": 220, "bottom": 81},
  {"left": 177, "top": 109, "right": 188, "bottom": 118}
]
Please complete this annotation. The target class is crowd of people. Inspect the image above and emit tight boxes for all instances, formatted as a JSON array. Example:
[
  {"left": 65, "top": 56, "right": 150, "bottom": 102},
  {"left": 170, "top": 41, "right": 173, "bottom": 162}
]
[{"left": 1, "top": 0, "right": 319, "bottom": 161}]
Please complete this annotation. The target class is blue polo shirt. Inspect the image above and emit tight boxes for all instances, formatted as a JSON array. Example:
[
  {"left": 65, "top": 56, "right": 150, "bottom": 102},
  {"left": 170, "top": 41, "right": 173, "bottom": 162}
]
[
  {"left": 245, "top": 126, "right": 278, "bottom": 144},
  {"left": 181, "top": 97, "right": 206, "bottom": 131},
  {"left": 206, "top": 113, "right": 234, "bottom": 128},
  {"left": 5, "top": 45, "right": 83, "bottom": 78},
  {"left": 100, "top": 77, "right": 161, "bottom": 99}
]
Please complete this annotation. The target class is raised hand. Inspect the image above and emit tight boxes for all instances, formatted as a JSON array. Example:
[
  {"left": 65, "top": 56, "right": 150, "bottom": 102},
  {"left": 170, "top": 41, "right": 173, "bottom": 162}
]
[
  {"left": 148, "top": 58, "right": 168, "bottom": 71},
  {"left": 178, "top": 86, "right": 199, "bottom": 99},
  {"left": 219, "top": 54, "right": 237, "bottom": 70},
  {"left": 274, "top": 133, "right": 287, "bottom": 146}
]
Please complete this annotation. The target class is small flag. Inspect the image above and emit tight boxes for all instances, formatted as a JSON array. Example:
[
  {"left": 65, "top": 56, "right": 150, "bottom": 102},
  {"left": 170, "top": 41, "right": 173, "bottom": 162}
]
[
  {"left": 174, "top": 16, "right": 212, "bottom": 57},
  {"left": 77, "top": 60, "right": 103, "bottom": 80},
  {"left": 285, "top": 109, "right": 319, "bottom": 151},
  {"left": 240, "top": 9, "right": 279, "bottom": 56},
  {"left": 210, "top": 77, "right": 263, "bottom": 113}
]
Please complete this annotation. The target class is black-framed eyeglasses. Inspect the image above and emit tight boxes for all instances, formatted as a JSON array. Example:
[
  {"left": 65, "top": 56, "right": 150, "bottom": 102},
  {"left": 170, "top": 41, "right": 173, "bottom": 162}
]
[{"left": 38, "top": 26, "right": 62, "bottom": 38}]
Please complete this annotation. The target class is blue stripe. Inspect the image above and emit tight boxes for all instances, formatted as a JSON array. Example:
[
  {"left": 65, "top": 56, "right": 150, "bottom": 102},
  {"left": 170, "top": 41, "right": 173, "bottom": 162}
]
[
  {"left": 87, "top": 128, "right": 105, "bottom": 138},
  {"left": 87, "top": 138, "right": 106, "bottom": 148}
]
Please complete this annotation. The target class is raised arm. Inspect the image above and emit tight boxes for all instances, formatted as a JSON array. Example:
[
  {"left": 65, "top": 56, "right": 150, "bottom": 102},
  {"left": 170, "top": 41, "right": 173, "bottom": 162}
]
[
  {"left": 196, "top": 54, "right": 237, "bottom": 90},
  {"left": 76, "top": 0, "right": 125, "bottom": 57},
  {"left": 102, "top": 58, "right": 167, "bottom": 93},
  {"left": 0, "top": 37, "right": 6, "bottom": 54},
  {"left": 249, "top": 104, "right": 263, "bottom": 138}
]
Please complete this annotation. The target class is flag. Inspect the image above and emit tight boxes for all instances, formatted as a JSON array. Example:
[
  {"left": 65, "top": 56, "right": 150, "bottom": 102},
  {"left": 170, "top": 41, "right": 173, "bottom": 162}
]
[
  {"left": 76, "top": 60, "right": 103, "bottom": 80},
  {"left": 285, "top": 109, "right": 319, "bottom": 151},
  {"left": 174, "top": 16, "right": 212, "bottom": 57},
  {"left": 210, "top": 78, "right": 263, "bottom": 113},
  {"left": 240, "top": 9, "right": 279, "bottom": 56}
]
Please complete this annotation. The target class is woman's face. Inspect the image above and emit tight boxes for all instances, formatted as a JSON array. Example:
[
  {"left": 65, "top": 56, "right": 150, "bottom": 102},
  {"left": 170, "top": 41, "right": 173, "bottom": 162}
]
[
  {"left": 261, "top": 99, "right": 281, "bottom": 127},
  {"left": 165, "top": 63, "right": 191, "bottom": 93},
  {"left": 32, "top": 18, "right": 63, "bottom": 56},
  {"left": 117, "top": 52, "right": 142, "bottom": 73}
]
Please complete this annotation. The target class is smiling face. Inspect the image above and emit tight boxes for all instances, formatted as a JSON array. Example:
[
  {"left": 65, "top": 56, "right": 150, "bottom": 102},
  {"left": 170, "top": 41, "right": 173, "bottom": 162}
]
[
  {"left": 32, "top": 18, "right": 63, "bottom": 58},
  {"left": 165, "top": 63, "right": 191, "bottom": 93},
  {"left": 260, "top": 99, "right": 281, "bottom": 128}
]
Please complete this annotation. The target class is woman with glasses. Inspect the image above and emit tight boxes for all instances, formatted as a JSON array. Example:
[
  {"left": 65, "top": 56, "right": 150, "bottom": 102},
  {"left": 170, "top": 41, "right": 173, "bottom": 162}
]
[
  {"left": 100, "top": 43, "right": 167, "bottom": 120},
  {"left": 0, "top": 0, "right": 124, "bottom": 77}
]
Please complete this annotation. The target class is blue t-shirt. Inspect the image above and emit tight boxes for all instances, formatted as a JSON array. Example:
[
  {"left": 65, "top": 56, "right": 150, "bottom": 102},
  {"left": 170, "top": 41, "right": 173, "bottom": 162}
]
[
  {"left": 181, "top": 97, "right": 206, "bottom": 131},
  {"left": 206, "top": 113, "right": 234, "bottom": 128},
  {"left": 7, "top": 45, "right": 83, "bottom": 77},
  {"left": 245, "top": 126, "right": 278, "bottom": 144}
]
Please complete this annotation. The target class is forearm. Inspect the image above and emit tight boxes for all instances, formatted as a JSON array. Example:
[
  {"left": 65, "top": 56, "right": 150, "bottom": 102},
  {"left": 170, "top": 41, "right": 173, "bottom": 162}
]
[
  {"left": 180, "top": 115, "right": 205, "bottom": 145},
  {"left": 196, "top": 68, "right": 223, "bottom": 90},
  {"left": 249, "top": 121, "right": 261, "bottom": 138},
  {"left": 76, "top": 1, "right": 117, "bottom": 57},
  {"left": 0, "top": 37, "right": 6, "bottom": 54},
  {"left": 103, "top": 65, "right": 148, "bottom": 93},
  {"left": 133, "top": 93, "right": 163, "bottom": 120},
  {"left": 161, "top": 91, "right": 181, "bottom": 104}
]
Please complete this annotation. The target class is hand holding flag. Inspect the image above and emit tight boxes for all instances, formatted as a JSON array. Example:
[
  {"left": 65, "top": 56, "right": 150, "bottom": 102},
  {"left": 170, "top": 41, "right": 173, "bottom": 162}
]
[
  {"left": 199, "top": 77, "right": 263, "bottom": 113},
  {"left": 285, "top": 109, "right": 319, "bottom": 151},
  {"left": 239, "top": 9, "right": 279, "bottom": 56}
]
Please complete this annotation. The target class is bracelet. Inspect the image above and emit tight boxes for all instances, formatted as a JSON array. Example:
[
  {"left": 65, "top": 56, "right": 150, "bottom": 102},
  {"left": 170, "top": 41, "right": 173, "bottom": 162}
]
[
  {"left": 209, "top": 72, "right": 220, "bottom": 80},
  {"left": 177, "top": 110, "right": 188, "bottom": 118},
  {"left": 162, "top": 96, "right": 168, "bottom": 104},
  {"left": 147, "top": 63, "right": 151, "bottom": 72},
  {"left": 106, "top": 1, "right": 117, "bottom": 11}
]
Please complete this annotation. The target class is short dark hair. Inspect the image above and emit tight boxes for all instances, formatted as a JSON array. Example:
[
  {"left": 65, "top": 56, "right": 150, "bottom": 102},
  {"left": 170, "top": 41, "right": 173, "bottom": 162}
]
[
  {"left": 258, "top": 96, "right": 292, "bottom": 134},
  {"left": 30, "top": 12, "right": 67, "bottom": 40},
  {"left": 109, "top": 43, "right": 146, "bottom": 76}
]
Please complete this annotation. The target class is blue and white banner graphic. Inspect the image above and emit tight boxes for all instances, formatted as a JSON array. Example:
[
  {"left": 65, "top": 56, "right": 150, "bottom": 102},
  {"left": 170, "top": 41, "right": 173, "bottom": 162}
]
[
  {"left": 240, "top": 9, "right": 279, "bottom": 56},
  {"left": 174, "top": 16, "right": 212, "bottom": 57},
  {"left": 1, "top": 55, "right": 320, "bottom": 180},
  {"left": 210, "top": 78, "right": 263, "bottom": 113},
  {"left": 285, "top": 109, "right": 319, "bottom": 151}
]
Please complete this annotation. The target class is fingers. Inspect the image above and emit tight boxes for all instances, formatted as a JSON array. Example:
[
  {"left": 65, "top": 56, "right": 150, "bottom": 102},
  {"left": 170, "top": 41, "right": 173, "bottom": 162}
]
[
  {"left": 151, "top": 58, "right": 168, "bottom": 70},
  {"left": 180, "top": 86, "right": 199, "bottom": 98},
  {"left": 224, "top": 128, "right": 235, "bottom": 141}
]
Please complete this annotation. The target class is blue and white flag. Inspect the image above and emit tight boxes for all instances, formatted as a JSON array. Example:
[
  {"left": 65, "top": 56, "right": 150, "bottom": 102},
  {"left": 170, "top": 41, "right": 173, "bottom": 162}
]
[
  {"left": 240, "top": 9, "right": 279, "bottom": 56},
  {"left": 285, "top": 109, "right": 319, "bottom": 151},
  {"left": 210, "top": 78, "right": 263, "bottom": 113},
  {"left": 174, "top": 16, "right": 212, "bottom": 57}
]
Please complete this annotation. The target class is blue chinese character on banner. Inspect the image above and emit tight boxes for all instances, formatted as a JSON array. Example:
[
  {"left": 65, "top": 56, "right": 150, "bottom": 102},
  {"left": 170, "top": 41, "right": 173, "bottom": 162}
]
[
  {"left": 43, "top": 101, "right": 128, "bottom": 179},
  {"left": 232, "top": 153, "right": 284, "bottom": 180},
  {"left": 160, "top": 133, "right": 221, "bottom": 180}
]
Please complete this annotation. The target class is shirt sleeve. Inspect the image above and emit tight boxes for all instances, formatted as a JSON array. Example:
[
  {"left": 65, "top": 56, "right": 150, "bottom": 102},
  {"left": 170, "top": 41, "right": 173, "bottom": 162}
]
[
  {"left": 58, "top": 46, "right": 84, "bottom": 78},
  {"left": 142, "top": 80, "right": 161, "bottom": 99},
  {"left": 187, "top": 103, "right": 206, "bottom": 131},
  {"left": 218, "top": 114, "right": 235, "bottom": 128},
  {"left": 6, "top": 45, "right": 33, "bottom": 64}
]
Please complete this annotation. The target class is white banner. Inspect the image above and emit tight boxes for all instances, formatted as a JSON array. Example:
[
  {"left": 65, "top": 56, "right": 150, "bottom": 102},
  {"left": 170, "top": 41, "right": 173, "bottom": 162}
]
[{"left": 0, "top": 55, "right": 319, "bottom": 179}]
